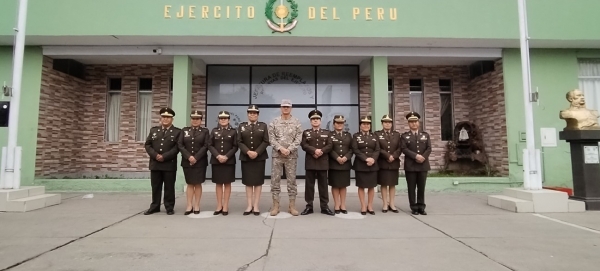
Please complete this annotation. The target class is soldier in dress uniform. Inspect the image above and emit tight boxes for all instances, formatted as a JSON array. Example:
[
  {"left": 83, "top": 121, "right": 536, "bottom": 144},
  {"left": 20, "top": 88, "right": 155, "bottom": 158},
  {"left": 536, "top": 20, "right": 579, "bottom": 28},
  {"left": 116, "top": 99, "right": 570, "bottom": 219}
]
[
  {"left": 208, "top": 111, "right": 238, "bottom": 216},
  {"left": 375, "top": 114, "right": 401, "bottom": 213},
  {"left": 300, "top": 109, "right": 334, "bottom": 216},
  {"left": 177, "top": 110, "right": 209, "bottom": 215},
  {"left": 143, "top": 107, "right": 181, "bottom": 215},
  {"left": 352, "top": 116, "right": 380, "bottom": 215},
  {"left": 238, "top": 105, "right": 270, "bottom": 216},
  {"left": 400, "top": 112, "right": 431, "bottom": 215},
  {"left": 328, "top": 115, "right": 353, "bottom": 214},
  {"left": 268, "top": 99, "right": 303, "bottom": 216}
]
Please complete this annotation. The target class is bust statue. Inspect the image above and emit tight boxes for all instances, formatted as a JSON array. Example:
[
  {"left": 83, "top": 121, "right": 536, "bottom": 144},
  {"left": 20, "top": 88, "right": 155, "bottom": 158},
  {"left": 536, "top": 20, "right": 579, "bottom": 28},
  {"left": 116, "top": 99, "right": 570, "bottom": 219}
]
[{"left": 559, "top": 89, "right": 600, "bottom": 130}]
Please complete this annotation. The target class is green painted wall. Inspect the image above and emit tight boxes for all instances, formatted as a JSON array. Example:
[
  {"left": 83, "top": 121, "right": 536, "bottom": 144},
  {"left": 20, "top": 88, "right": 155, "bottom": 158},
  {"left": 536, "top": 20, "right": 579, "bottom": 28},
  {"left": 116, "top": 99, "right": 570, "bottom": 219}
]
[
  {"left": 0, "top": 0, "right": 593, "bottom": 41},
  {"left": 0, "top": 47, "right": 12, "bottom": 162},
  {"left": 0, "top": 46, "right": 43, "bottom": 186},
  {"left": 503, "top": 49, "right": 600, "bottom": 188}
]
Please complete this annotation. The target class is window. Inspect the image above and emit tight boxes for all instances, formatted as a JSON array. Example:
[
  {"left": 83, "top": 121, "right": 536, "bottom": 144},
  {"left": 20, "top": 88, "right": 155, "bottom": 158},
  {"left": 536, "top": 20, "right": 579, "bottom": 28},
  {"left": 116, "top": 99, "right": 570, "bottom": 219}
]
[
  {"left": 168, "top": 78, "right": 173, "bottom": 108},
  {"left": 579, "top": 60, "right": 600, "bottom": 110},
  {"left": 439, "top": 79, "right": 454, "bottom": 141},
  {"left": 409, "top": 79, "right": 424, "bottom": 129},
  {"left": 388, "top": 78, "right": 394, "bottom": 127},
  {"left": 105, "top": 78, "right": 122, "bottom": 142},
  {"left": 136, "top": 78, "right": 153, "bottom": 141}
]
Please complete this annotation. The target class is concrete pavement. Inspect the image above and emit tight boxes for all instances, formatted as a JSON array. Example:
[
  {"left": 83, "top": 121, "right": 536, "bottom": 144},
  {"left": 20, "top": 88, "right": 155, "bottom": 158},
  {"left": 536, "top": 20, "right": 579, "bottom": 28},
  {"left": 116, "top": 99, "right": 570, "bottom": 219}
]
[{"left": 0, "top": 192, "right": 599, "bottom": 271}]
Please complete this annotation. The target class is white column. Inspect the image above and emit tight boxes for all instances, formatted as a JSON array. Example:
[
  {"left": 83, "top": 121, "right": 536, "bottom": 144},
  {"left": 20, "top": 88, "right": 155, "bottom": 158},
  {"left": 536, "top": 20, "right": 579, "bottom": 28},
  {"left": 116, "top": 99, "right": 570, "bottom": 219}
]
[
  {"left": 517, "top": 0, "right": 542, "bottom": 190},
  {"left": 0, "top": 0, "right": 28, "bottom": 189}
]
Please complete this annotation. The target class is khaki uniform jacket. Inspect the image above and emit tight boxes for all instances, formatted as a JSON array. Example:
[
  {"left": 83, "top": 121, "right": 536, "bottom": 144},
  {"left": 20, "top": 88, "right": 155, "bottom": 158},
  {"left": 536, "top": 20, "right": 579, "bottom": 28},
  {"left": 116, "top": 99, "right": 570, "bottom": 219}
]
[
  {"left": 352, "top": 132, "right": 380, "bottom": 172},
  {"left": 144, "top": 126, "right": 181, "bottom": 171},
  {"left": 177, "top": 126, "right": 209, "bottom": 168},
  {"left": 301, "top": 128, "right": 333, "bottom": 170},
  {"left": 400, "top": 131, "right": 432, "bottom": 171},
  {"left": 375, "top": 130, "right": 402, "bottom": 170},
  {"left": 208, "top": 126, "right": 238, "bottom": 165},
  {"left": 268, "top": 116, "right": 303, "bottom": 159},
  {"left": 328, "top": 130, "right": 353, "bottom": 171},
  {"left": 237, "top": 121, "right": 270, "bottom": 162}
]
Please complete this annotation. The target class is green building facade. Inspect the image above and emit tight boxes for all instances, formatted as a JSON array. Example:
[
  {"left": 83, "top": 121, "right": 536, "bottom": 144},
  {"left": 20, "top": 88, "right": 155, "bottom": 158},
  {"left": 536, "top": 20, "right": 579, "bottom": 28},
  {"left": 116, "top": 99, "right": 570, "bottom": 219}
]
[{"left": 1, "top": 0, "right": 599, "bottom": 191}]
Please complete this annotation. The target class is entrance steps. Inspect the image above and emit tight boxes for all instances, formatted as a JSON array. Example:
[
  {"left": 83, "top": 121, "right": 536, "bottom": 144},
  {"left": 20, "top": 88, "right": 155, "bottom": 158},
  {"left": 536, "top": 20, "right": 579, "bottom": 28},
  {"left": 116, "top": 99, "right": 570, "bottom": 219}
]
[
  {"left": 488, "top": 188, "right": 585, "bottom": 213},
  {"left": 0, "top": 186, "right": 61, "bottom": 212}
]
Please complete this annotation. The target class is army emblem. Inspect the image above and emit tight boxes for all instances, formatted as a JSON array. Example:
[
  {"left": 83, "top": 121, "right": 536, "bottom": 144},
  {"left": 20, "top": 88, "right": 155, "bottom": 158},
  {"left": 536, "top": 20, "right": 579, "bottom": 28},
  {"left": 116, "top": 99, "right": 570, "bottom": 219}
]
[{"left": 265, "top": 0, "right": 298, "bottom": 33}]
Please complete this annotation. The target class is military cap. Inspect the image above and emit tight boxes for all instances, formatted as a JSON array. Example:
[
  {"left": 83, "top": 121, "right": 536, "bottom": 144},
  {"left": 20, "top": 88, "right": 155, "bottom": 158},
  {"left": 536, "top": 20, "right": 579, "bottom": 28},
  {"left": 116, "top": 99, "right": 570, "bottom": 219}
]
[
  {"left": 308, "top": 109, "right": 322, "bottom": 119},
  {"left": 218, "top": 110, "right": 231, "bottom": 119},
  {"left": 333, "top": 115, "right": 346, "bottom": 123},
  {"left": 381, "top": 114, "right": 393, "bottom": 122},
  {"left": 359, "top": 116, "right": 372, "bottom": 123},
  {"left": 190, "top": 110, "right": 203, "bottom": 118},
  {"left": 159, "top": 107, "right": 175, "bottom": 117},
  {"left": 247, "top": 105, "right": 259, "bottom": 113},
  {"left": 406, "top": 111, "right": 420, "bottom": 121},
  {"left": 280, "top": 99, "right": 292, "bottom": 107}
]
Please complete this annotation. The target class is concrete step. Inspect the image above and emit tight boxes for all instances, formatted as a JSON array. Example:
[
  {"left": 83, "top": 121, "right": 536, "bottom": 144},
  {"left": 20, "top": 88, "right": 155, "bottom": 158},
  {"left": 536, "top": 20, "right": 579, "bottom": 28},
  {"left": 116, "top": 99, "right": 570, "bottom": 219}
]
[
  {"left": 568, "top": 199, "right": 586, "bottom": 212},
  {"left": 502, "top": 188, "right": 569, "bottom": 213},
  {"left": 488, "top": 195, "right": 534, "bottom": 213},
  {"left": 503, "top": 188, "right": 568, "bottom": 202},
  {"left": 0, "top": 186, "right": 48, "bottom": 211},
  {"left": 5, "top": 194, "right": 61, "bottom": 212}
]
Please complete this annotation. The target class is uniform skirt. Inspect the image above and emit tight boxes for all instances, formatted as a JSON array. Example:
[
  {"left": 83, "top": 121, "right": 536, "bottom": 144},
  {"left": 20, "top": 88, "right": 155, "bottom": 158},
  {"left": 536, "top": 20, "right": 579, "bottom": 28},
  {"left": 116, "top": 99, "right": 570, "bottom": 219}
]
[
  {"left": 241, "top": 160, "right": 266, "bottom": 186},
  {"left": 355, "top": 171, "right": 377, "bottom": 188},
  {"left": 377, "top": 169, "right": 399, "bottom": 186},
  {"left": 183, "top": 166, "right": 207, "bottom": 185},
  {"left": 328, "top": 169, "right": 351, "bottom": 188},
  {"left": 212, "top": 164, "right": 236, "bottom": 184}
]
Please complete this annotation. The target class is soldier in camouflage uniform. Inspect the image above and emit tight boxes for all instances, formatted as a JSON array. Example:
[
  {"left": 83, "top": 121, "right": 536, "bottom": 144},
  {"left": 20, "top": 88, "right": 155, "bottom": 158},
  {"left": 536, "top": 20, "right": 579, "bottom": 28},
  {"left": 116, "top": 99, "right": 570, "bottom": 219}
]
[{"left": 268, "top": 99, "right": 303, "bottom": 216}]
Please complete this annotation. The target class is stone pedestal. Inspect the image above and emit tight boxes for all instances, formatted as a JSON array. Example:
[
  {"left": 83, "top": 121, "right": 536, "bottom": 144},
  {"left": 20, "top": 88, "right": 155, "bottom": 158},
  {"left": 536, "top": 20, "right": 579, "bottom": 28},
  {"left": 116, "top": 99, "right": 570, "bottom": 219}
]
[{"left": 559, "top": 130, "right": 600, "bottom": 210}]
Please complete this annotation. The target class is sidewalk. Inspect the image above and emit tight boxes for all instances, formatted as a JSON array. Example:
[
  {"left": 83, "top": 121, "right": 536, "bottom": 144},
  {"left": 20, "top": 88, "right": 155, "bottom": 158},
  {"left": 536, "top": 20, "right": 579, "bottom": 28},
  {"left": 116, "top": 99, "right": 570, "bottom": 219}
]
[{"left": 0, "top": 192, "right": 599, "bottom": 271}]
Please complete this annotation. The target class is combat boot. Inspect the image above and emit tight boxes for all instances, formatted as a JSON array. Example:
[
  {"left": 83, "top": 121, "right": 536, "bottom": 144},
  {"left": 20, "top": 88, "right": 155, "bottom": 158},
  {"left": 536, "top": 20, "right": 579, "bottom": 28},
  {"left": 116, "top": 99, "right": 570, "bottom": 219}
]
[
  {"left": 288, "top": 199, "right": 299, "bottom": 216},
  {"left": 270, "top": 196, "right": 280, "bottom": 216}
]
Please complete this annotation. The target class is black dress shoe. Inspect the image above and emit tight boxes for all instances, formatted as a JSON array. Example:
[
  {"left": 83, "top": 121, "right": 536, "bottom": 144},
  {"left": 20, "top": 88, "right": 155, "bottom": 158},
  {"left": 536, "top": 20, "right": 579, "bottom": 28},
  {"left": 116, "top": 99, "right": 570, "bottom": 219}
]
[
  {"left": 367, "top": 210, "right": 375, "bottom": 215},
  {"left": 253, "top": 210, "right": 260, "bottom": 216},
  {"left": 144, "top": 209, "right": 159, "bottom": 215},
  {"left": 334, "top": 209, "right": 340, "bottom": 214},
  {"left": 321, "top": 208, "right": 335, "bottom": 216},
  {"left": 382, "top": 209, "right": 388, "bottom": 213},
  {"left": 213, "top": 209, "right": 223, "bottom": 215},
  {"left": 389, "top": 205, "right": 399, "bottom": 213},
  {"left": 193, "top": 209, "right": 200, "bottom": 215},
  {"left": 222, "top": 210, "right": 229, "bottom": 216},
  {"left": 243, "top": 208, "right": 252, "bottom": 216},
  {"left": 411, "top": 210, "right": 419, "bottom": 215},
  {"left": 361, "top": 211, "right": 367, "bottom": 215},
  {"left": 301, "top": 208, "right": 314, "bottom": 215},
  {"left": 340, "top": 209, "right": 348, "bottom": 214},
  {"left": 184, "top": 210, "right": 193, "bottom": 215},
  {"left": 418, "top": 210, "right": 427, "bottom": 215},
  {"left": 167, "top": 210, "right": 174, "bottom": 215}
]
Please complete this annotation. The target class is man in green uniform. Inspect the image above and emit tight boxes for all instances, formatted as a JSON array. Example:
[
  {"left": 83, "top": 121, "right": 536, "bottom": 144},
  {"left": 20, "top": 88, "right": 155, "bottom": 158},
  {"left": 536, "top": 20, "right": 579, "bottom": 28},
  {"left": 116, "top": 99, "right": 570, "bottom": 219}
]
[
  {"left": 400, "top": 112, "right": 431, "bottom": 215},
  {"left": 144, "top": 107, "right": 181, "bottom": 215}
]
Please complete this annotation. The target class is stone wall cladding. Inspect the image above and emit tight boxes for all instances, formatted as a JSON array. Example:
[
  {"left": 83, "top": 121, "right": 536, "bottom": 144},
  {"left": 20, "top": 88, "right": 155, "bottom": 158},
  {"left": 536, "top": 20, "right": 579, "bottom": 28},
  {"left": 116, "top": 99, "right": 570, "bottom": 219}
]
[
  {"left": 36, "top": 58, "right": 207, "bottom": 177},
  {"left": 359, "top": 64, "right": 506, "bottom": 175},
  {"left": 36, "top": 59, "right": 506, "bottom": 176},
  {"left": 36, "top": 57, "right": 85, "bottom": 176},
  {"left": 467, "top": 60, "right": 508, "bottom": 175}
]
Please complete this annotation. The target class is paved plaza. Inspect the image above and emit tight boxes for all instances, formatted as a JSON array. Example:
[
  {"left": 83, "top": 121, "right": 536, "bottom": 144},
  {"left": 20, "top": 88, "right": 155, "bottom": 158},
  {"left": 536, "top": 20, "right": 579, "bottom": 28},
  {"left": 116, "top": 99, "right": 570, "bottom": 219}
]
[{"left": 1, "top": 191, "right": 599, "bottom": 271}]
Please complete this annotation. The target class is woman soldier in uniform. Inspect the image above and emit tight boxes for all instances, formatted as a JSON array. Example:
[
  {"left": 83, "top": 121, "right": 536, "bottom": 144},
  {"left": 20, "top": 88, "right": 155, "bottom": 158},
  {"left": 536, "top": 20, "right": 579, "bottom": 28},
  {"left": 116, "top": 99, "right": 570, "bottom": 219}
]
[
  {"left": 178, "top": 110, "right": 209, "bottom": 215},
  {"left": 375, "top": 114, "right": 401, "bottom": 213},
  {"left": 238, "top": 105, "right": 270, "bottom": 216},
  {"left": 328, "top": 115, "right": 353, "bottom": 214},
  {"left": 208, "top": 111, "right": 238, "bottom": 216},
  {"left": 352, "top": 116, "right": 380, "bottom": 215}
]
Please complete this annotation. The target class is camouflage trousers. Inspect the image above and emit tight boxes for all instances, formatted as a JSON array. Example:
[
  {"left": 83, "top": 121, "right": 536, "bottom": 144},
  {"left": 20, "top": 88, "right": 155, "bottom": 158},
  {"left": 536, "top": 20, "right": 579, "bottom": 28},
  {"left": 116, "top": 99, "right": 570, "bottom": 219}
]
[{"left": 271, "top": 157, "right": 298, "bottom": 199}]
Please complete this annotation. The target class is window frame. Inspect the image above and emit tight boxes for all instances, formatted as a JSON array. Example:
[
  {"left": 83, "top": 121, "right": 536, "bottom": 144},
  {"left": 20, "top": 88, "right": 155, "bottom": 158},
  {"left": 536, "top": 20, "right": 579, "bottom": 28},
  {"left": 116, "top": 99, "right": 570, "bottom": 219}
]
[
  {"left": 105, "top": 77, "right": 122, "bottom": 142},
  {"left": 439, "top": 79, "right": 454, "bottom": 141},
  {"left": 136, "top": 78, "right": 154, "bottom": 142}
]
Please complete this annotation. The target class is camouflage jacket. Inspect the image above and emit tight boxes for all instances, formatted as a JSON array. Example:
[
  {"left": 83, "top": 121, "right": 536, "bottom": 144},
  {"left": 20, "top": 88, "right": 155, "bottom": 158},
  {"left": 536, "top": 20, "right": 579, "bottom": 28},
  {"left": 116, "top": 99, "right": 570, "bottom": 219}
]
[{"left": 268, "top": 115, "right": 303, "bottom": 159}]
